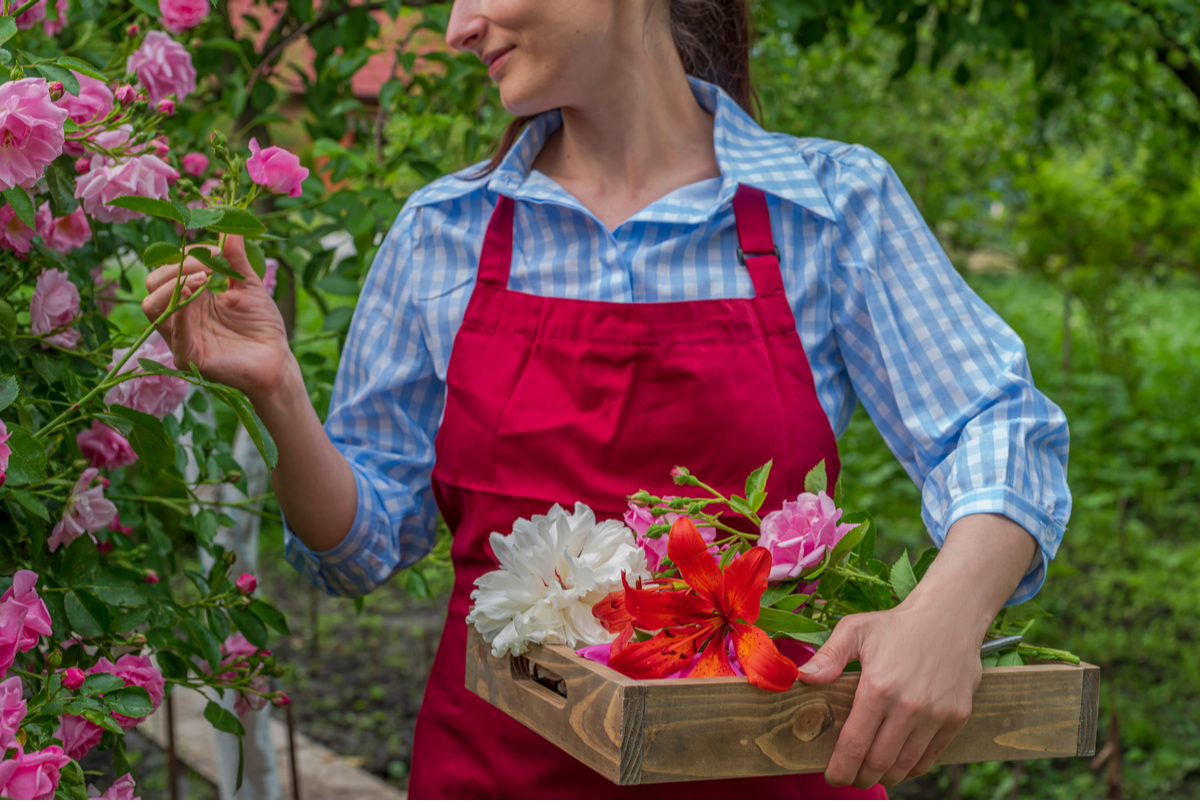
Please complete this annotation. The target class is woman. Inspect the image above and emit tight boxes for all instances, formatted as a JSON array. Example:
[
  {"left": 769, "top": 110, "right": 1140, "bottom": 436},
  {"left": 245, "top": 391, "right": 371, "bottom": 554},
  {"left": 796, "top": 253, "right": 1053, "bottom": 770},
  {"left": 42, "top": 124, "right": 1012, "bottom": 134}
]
[{"left": 143, "top": 0, "right": 1070, "bottom": 797}]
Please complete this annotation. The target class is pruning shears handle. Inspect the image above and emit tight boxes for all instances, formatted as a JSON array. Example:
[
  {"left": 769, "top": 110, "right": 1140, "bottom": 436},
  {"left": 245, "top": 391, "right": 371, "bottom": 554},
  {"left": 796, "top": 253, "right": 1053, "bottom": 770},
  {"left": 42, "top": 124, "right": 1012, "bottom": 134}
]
[{"left": 980, "top": 634, "right": 1023, "bottom": 656}]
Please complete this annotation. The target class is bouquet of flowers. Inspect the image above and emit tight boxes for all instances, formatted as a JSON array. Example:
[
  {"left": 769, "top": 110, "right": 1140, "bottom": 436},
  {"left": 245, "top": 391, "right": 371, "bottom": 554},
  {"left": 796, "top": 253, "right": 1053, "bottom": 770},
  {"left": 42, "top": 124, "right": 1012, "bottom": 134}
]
[{"left": 468, "top": 460, "right": 1078, "bottom": 693}]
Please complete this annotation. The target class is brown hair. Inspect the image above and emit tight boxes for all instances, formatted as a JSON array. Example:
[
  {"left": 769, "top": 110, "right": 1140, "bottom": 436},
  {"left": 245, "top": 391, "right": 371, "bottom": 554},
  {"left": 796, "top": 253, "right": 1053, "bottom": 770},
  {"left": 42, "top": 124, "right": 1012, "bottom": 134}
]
[{"left": 473, "top": 0, "right": 756, "bottom": 178}]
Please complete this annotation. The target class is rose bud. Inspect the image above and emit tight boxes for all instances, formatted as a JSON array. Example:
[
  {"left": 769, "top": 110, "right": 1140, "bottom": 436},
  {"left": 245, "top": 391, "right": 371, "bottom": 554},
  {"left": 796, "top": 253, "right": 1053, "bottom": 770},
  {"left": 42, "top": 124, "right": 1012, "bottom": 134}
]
[
  {"left": 74, "top": 157, "right": 91, "bottom": 174},
  {"left": 48, "top": 81, "right": 64, "bottom": 101},
  {"left": 156, "top": 98, "right": 175, "bottom": 116},
  {"left": 62, "top": 667, "right": 86, "bottom": 690},
  {"left": 114, "top": 84, "right": 137, "bottom": 105},
  {"left": 143, "top": 569, "right": 159, "bottom": 584},
  {"left": 271, "top": 693, "right": 291, "bottom": 708},
  {"left": 126, "top": 23, "right": 140, "bottom": 36},
  {"left": 97, "top": 540, "right": 113, "bottom": 553},
  {"left": 235, "top": 573, "right": 257, "bottom": 595}
]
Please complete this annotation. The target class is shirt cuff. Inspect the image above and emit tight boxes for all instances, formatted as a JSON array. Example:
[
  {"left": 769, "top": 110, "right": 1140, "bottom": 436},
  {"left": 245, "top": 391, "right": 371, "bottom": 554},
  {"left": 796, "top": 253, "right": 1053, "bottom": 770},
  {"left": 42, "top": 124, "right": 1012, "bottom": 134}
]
[
  {"left": 927, "top": 486, "right": 1062, "bottom": 607},
  {"left": 282, "top": 467, "right": 377, "bottom": 598}
]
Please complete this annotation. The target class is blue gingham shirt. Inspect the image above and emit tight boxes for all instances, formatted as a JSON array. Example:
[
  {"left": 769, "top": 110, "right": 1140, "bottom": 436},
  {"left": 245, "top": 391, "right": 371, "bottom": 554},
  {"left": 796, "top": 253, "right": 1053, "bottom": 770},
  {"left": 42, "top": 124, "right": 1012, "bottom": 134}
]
[{"left": 285, "top": 78, "right": 1070, "bottom": 603}]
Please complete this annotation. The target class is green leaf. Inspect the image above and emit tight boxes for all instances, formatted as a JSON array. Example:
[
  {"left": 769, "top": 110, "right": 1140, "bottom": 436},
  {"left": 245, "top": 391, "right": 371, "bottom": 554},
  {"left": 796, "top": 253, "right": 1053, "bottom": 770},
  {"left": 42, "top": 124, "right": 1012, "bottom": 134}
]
[
  {"left": 1, "top": 186, "right": 35, "bottom": 229},
  {"left": 912, "top": 547, "right": 938, "bottom": 582},
  {"left": 89, "top": 575, "right": 148, "bottom": 607},
  {"left": 0, "top": 17, "right": 16, "bottom": 47},
  {"left": 157, "top": 651, "right": 191, "bottom": 681},
  {"left": 829, "top": 509, "right": 873, "bottom": 566},
  {"left": 62, "top": 532, "right": 99, "bottom": 580},
  {"left": 55, "top": 56, "right": 108, "bottom": 81},
  {"left": 854, "top": 507, "right": 876, "bottom": 560},
  {"left": 0, "top": 299, "right": 15, "bottom": 339},
  {"left": 142, "top": 242, "right": 184, "bottom": 268},
  {"left": 755, "top": 606, "right": 829, "bottom": 635},
  {"left": 186, "top": 618, "right": 223, "bottom": 674},
  {"left": 187, "top": 207, "right": 224, "bottom": 230},
  {"left": 7, "top": 488, "right": 49, "bottom": 520},
  {"left": 803, "top": 458, "right": 827, "bottom": 494},
  {"left": 108, "top": 196, "right": 187, "bottom": 224},
  {"left": 779, "top": 628, "right": 831, "bottom": 647},
  {"left": 744, "top": 460, "right": 772, "bottom": 511},
  {"left": 890, "top": 549, "right": 918, "bottom": 602},
  {"left": 105, "top": 686, "right": 153, "bottom": 717},
  {"left": 194, "top": 509, "right": 219, "bottom": 550},
  {"left": 92, "top": 413, "right": 133, "bottom": 436},
  {"left": 4, "top": 426, "right": 47, "bottom": 486},
  {"left": 996, "top": 649, "right": 1024, "bottom": 667},
  {"left": 315, "top": 272, "right": 360, "bottom": 297},
  {"left": 106, "top": 405, "right": 175, "bottom": 474},
  {"left": 127, "top": 0, "right": 161, "bottom": 17},
  {"left": 65, "top": 590, "right": 110, "bottom": 637},
  {"left": 760, "top": 577, "right": 802, "bottom": 607},
  {"left": 245, "top": 240, "right": 267, "bottom": 279},
  {"left": 33, "top": 63, "right": 80, "bottom": 96},
  {"left": 81, "top": 673, "right": 126, "bottom": 696},
  {"left": 718, "top": 543, "right": 739, "bottom": 568},
  {"left": 206, "top": 206, "right": 267, "bottom": 236},
  {"left": 188, "top": 247, "right": 243, "bottom": 281},
  {"left": 229, "top": 607, "right": 268, "bottom": 648},
  {"left": 44, "top": 162, "right": 79, "bottom": 217},
  {"left": 82, "top": 707, "right": 124, "bottom": 734},
  {"left": 204, "top": 700, "right": 246, "bottom": 737},
  {"left": 217, "top": 390, "right": 278, "bottom": 469},
  {"left": 248, "top": 599, "right": 291, "bottom": 635}
]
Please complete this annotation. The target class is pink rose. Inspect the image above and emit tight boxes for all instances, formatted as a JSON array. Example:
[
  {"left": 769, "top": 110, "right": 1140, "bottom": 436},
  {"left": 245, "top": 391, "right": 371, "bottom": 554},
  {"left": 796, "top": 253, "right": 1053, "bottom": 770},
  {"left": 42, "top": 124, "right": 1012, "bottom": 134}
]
[
  {"left": 14, "top": 0, "right": 46, "bottom": 29},
  {"left": 262, "top": 258, "right": 278, "bottom": 295},
  {"left": 0, "top": 418, "right": 11, "bottom": 484},
  {"left": 75, "top": 157, "right": 91, "bottom": 173},
  {"left": 29, "top": 268, "right": 82, "bottom": 350},
  {"left": 54, "top": 714, "right": 104, "bottom": 760},
  {"left": 234, "top": 573, "right": 257, "bottom": 594},
  {"left": 76, "top": 421, "right": 138, "bottom": 470},
  {"left": 126, "top": 31, "right": 196, "bottom": 106},
  {"left": 0, "top": 676, "right": 26, "bottom": 750},
  {"left": 48, "top": 468, "right": 118, "bottom": 552},
  {"left": 246, "top": 138, "right": 308, "bottom": 198},
  {"left": 159, "top": 0, "right": 208, "bottom": 33},
  {"left": 113, "top": 84, "right": 137, "bottom": 105},
  {"left": 0, "top": 570, "right": 54, "bottom": 656},
  {"left": 103, "top": 331, "right": 189, "bottom": 418},
  {"left": 0, "top": 746, "right": 70, "bottom": 800},
  {"left": 86, "top": 655, "right": 164, "bottom": 728},
  {"left": 90, "top": 266, "right": 118, "bottom": 317},
  {"left": 108, "top": 513, "right": 133, "bottom": 537},
  {"left": 758, "top": 490, "right": 859, "bottom": 582},
  {"left": 180, "top": 152, "right": 208, "bottom": 176},
  {"left": 62, "top": 667, "right": 87, "bottom": 690},
  {"left": 35, "top": 203, "right": 91, "bottom": 253},
  {"left": 42, "top": 0, "right": 68, "bottom": 35},
  {"left": 53, "top": 72, "right": 113, "bottom": 125},
  {"left": 74, "top": 153, "right": 178, "bottom": 223},
  {"left": 271, "top": 692, "right": 290, "bottom": 707},
  {"left": 0, "top": 204, "right": 35, "bottom": 256},
  {"left": 0, "top": 78, "right": 69, "bottom": 191},
  {"left": 220, "top": 633, "right": 269, "bottom": 717},
  {"left": 143, "top": 570, "right": 158, "bottom": 584},
  {"left": 90, "top": 773, "right": 139, "bottom": 800},
  {"left": 156, "top": 98, "right": 175, "bottom": 116},
  {"left": 623, "top": 501, "right": 717, "bottom": 573}
]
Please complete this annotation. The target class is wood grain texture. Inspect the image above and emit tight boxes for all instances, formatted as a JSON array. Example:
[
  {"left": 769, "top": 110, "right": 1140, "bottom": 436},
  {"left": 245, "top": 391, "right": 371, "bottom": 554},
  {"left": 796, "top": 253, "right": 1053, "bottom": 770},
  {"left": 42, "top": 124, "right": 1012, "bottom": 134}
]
[
  {"left": 465, "top": 630, "right": 1099, "bottom": 785},
  {"left": 1076, "top": 664, "right": 1101, "bottom": 757}
]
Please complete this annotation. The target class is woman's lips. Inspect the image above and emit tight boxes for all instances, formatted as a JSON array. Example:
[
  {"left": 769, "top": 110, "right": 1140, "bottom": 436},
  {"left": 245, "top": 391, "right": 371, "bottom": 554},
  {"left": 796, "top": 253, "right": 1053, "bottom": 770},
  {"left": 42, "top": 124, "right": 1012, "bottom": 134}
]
[{"left": 487, "top": 47, "right": 514, "bottom": 79}]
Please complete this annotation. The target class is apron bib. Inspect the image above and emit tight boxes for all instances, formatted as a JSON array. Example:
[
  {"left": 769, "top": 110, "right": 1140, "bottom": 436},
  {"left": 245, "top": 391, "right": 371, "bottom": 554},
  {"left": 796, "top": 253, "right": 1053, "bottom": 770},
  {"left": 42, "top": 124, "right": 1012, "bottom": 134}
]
[{"left": 409, "top": 186, "right": 883, "bottom": 800}]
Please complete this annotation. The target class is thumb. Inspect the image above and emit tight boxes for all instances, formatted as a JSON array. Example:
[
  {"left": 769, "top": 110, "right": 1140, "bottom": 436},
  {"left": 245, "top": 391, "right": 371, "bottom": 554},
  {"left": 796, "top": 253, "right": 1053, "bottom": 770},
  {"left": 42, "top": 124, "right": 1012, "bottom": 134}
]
[
  {"left": 796, "top": 618, "right": 863, "bottom": 685},
  {"left": 221, "top": 234, "right": 259, "bottom": 281}
]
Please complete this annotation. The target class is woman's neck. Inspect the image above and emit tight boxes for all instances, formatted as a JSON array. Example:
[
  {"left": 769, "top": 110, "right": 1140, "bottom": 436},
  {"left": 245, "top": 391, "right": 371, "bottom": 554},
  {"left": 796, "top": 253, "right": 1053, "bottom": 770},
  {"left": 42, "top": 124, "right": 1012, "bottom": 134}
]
[{"left": 530, "top": 41, "right": 720, "bottom": 232}]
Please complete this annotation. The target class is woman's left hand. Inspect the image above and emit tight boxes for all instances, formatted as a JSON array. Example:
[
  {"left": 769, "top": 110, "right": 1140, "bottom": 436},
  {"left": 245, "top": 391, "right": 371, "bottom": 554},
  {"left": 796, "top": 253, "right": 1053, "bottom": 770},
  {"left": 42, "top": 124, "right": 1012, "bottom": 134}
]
[{"left": 795, "top": 513, "right": 1040, "bottom": 788}]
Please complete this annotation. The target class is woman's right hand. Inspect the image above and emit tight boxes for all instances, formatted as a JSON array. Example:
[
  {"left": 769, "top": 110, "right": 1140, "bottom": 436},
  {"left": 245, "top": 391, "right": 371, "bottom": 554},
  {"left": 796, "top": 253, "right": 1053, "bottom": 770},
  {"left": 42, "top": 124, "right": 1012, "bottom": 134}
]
[{"left": 142, "top": 234, "right": 294, "bottom": 405}]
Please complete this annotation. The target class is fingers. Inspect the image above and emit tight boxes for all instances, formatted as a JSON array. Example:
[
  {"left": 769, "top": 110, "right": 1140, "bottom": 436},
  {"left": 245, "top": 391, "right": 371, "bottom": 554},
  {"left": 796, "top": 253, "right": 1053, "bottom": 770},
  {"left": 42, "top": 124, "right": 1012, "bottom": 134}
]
[
  {"left": 824, "top": 683, "right": 886, "bottom": 787},
  {"left": 797, "top": 615, "right": 863, "bottom": 686},
  {"left": 145, "top": 254, "right": 212, "bottom": 295},
  {"left": 221, "top": 234, "right": 260, "bottom": 280},
  {"left": 877, "top": 723, "right": 938, "bottom": 787},
  {"left": 142, "top": 272, "right": 206, "bottom": 323},
  {"left": 904, "top": 717, "right": 967, "bottom": 781}
]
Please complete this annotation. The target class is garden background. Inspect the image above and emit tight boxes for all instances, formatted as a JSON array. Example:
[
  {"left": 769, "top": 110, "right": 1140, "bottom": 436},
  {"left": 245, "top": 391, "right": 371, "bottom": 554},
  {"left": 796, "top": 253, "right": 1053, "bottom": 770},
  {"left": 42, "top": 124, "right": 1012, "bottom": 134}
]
[{"left": 16, "top": 0, "right": 1200, "bottom": 797}]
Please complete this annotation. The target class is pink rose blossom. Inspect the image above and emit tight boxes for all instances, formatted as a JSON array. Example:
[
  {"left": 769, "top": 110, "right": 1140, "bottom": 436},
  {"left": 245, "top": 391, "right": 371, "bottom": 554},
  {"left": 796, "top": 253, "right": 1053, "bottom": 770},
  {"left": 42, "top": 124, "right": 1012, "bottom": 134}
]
[
  {"left": 181, "top": 152, "right": 208, "bottom": 176},
  {"left": 74, "top": 153, "right": 178, "bottom": 223},
  {"left": 0, "top": 746, "right": 70, "bottom": 800},
  {"left": 62, "top": 667, "right": 87, "bottom": 690},
  {"left": 35, "top": 203, "right": 91, "bottom": 254},
  {"left": 90, "top": 773, "right": 139, "bottom": 800},
  {"left": 14, "top": 0, "right": 47, "bottom": 29},
  {"left": 234, "top": 573, "right": 257, "bottom": 594},
  {"left": 48, "top": 468, "right": 118, "bottom": 552},
  {"left": 126, "top": 31, "right": 196, "bottom": 106},
  {"left": 0, "top": 676, "right": 26, "bottom": 750},
  {"left": 758, "top": 490, "right": 860, "bottom": 582},
  {"left": 87, "top": 655, "right": 164, "bottom": 728},
  {"left": 0, "top": 78, "right": 69, "bottom": 191},
  {"left": 623, "top": 501, "right": 717, "bottom": 573},
  {"left": 262, "top": 257, "right": 279, "bottom": 295},
  {"left": 76, "top": 421, "right": 138, "bottom": 470},
  {"left": 220, "top": 633, "right": 269, "bottom": 716},
  {"left": 53, "top": 72, "right": 113, "bottom": 125},
  {"left": 0, "top": 571, "right": 54, "bottom": 657},
  {"left": 159, "top": 0, "right": 209, "bottom": 33},
  {"left": 246, "top": 138, "right": 308, "bottom": 198},
  {"left": 0, "top": 205, "right": 35, "bottom": 256},
  {"left": 0, "top": 419, "right": 11, "bottom": 485},
  {"left": 29, "top": 268, "right": 82, "bottom": 350},
  {"left": 113, "top": 84, "right": 137, "bottom": 105},
  {"left": 156, "top": 98, "right": 175, "bottom": 116},
  {"left": 75, "top": 157, "right": 91, "bottom": 173},
  {"left": 103, "top": 331, "right": 189, "bottom": 418},
  {"left": 54, "top": 714, "right": 104, "bottom": 760},
  {"left": 42, "top": 0, "right": 68, "bottom": 35}
]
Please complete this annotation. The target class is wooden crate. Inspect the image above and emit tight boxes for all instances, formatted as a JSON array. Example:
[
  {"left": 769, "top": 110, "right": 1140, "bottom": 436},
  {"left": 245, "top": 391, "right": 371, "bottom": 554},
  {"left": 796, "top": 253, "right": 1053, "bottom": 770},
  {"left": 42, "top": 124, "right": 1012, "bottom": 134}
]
[{"left": 465, "top": 629, "right": 1100, "bottom": 785}]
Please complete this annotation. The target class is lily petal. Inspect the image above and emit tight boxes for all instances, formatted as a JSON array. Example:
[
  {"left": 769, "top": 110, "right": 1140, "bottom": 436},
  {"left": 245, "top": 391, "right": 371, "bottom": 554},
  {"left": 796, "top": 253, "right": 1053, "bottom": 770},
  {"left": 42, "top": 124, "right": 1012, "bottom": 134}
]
[
  {"left": 723, "top": 546, "right": 772, "bottom": 624},
  {"left": 689, "top": 631, "right": 738, "bottom": 678},
  {"left": 621, "top": 573, "right": 715, "bottom": 630},
  {"left": 731, "top": 622, "right": 799, "bottom": 692},
  {"left": 609, "top": 626, "right": 708, "bottom": 679},
  {"left": 592, "top": 589, "right": 633, "bottom": 633},
  {"left": 666, "top": 518, "right": 724, "bottom": 606}
]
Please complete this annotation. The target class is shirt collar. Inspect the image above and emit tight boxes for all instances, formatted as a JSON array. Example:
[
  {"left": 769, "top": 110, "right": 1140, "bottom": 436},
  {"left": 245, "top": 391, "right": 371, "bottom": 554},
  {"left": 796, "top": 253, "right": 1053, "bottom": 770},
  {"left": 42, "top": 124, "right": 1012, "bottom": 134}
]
[{"left": 486, "top": 77, "right": 836, "bottom": 222}]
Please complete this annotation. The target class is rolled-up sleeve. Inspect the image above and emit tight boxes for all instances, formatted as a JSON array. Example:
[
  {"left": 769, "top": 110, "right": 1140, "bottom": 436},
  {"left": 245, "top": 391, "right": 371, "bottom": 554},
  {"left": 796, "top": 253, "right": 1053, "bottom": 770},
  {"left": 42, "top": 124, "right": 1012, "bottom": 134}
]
[
  {"left": 825, "top": 146, "right": 1070, "bottom": 605},
  {"left": 284, "top": 205, "right": 445, "bottom": 598}
]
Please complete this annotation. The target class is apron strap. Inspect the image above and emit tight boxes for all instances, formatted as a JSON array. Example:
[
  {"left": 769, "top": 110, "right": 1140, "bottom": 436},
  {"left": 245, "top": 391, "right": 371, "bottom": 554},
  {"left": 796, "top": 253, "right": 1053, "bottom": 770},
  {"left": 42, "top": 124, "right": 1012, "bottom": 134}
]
[
  {"left": 732, "top": 185, "right": 786, "bottom": 297},
  {"left": 477, "top": 194, "right": 516, "bottom": 288}
]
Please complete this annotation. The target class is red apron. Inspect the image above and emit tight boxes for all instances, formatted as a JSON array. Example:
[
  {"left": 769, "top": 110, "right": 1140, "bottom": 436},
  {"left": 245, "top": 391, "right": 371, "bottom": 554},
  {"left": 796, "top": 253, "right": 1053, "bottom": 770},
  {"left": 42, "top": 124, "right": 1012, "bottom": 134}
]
[{"left": 409, "top": 186, "right": 885, "bottom": 800}]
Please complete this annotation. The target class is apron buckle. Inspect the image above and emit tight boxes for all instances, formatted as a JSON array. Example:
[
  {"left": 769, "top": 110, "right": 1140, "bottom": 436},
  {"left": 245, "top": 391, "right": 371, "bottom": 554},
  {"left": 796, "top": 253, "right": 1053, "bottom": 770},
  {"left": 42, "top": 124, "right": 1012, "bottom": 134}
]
[{"left": 737, "top": 245, "right": 781, "bottom": 265}]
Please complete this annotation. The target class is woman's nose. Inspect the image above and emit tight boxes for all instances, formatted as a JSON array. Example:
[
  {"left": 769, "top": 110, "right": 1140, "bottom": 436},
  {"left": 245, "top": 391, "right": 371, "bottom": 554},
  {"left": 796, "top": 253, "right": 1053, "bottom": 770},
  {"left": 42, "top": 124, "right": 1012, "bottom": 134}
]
[{"left": 446, "top": 0, "right": 486, "bottom": 52}]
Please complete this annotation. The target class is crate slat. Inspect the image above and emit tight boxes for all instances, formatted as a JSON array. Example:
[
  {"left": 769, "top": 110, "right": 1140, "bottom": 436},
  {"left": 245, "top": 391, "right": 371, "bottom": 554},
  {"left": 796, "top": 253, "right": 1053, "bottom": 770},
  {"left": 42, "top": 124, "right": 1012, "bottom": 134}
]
[{"left": 466, "top": 629, "right": 1099, "bottom": 785}]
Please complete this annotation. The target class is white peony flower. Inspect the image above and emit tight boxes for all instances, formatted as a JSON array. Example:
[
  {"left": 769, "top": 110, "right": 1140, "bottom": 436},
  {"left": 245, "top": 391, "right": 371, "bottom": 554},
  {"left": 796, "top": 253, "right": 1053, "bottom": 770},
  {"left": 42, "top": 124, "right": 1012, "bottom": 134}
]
[{"left": 467, "top": 502, "right": 650, "bottom": 658}]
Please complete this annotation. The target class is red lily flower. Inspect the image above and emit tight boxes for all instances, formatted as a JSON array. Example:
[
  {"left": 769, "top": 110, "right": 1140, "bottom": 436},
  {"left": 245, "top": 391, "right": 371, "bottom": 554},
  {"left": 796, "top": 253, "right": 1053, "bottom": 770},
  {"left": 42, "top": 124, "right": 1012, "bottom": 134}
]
[{"left": 607, "top": 518, "right": 800, "bottom": 692}]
